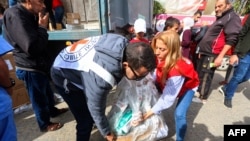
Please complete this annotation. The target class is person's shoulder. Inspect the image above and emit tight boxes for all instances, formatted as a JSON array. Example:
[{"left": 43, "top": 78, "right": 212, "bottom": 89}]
[
  {"left": 177, "top": 58, "right": 195, "bottom": 71},
  {"left": 4, "top": 4, "right": 21, "bottom": 15},
  {"left": 0, "top": 37, "right": 13, "bottom": 56}
]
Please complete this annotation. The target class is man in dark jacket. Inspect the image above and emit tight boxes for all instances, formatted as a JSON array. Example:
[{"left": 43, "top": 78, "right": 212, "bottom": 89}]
[
  {"left": 219, "top": 12, "right": 250, "bottom": 108},
  {"left": 3, "top": 0, "right": 68, "bottom": 132},
  {"left": 193, "top": 0, "right": 242, "bottom": 103},
  {"left": 50, "top": 35, "right": 156, "bottom": 141}
]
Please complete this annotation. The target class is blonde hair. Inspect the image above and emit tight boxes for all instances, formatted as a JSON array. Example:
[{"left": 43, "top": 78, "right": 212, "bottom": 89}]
[{"left": 151, "top": 31, "right": 182, "bottom": 83}]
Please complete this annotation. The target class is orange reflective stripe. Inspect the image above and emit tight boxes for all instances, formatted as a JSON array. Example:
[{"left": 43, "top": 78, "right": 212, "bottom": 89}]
[{"left": 70, "top": 39, "right": 88, "bottom": 52}]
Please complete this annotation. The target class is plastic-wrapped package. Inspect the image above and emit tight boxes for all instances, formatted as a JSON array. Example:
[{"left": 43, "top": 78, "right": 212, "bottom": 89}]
[{"left": 108, "top": 75, "right": 168, "bottom": 141}]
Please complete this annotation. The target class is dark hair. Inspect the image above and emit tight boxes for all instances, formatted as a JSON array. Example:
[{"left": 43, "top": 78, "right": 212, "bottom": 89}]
[
  {"left": 18, "top": 0, "right": 26, "bottom": 3},
  {"left": 124, "top": 42, "right": 156, "bottom": 72},
  {"left": 0, "top": 4, "right": 5, "bottom": 14},
  {"left": 194, "top": 10, "right": 202, "bottom": 16},
  {"left": 163, "top": 16, "right": 180, "bottom": 31}
]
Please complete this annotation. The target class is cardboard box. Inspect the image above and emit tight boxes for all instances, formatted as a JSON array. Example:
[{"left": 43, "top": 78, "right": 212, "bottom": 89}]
[
  {"left": 66, "top": 13, "right": 80, "bottom": 19},
  {"left": 2, "top": 52, "right": 30, "bottom": 108},
  {"left": 66, "top": 19, "right": 81, "bottom": 24},
  {"left": 2, "top": 52, "right": 15, "bottom": 73},
  {"left": 66, "top": 13, "right": 81, "bottom": 25},
  {"left": 11, "top": 87, "right": 30, "bottom": 109}
]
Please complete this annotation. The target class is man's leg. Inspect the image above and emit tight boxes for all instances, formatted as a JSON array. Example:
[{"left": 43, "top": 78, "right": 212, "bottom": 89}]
[
  {"left": 51, "top": 68, "right": 94, "bottom": 141},
  {"left": 224, "top": 53, "right": 250, "bottom": 100},
  {"left": 196, "top": 55, "right": 216, "bottom": 100},
  {"left": 56, "top": 85, "right": 94, "bottom": 141},
  {"left": 16, "top": 70, "right": 52, "bottom": 130}
]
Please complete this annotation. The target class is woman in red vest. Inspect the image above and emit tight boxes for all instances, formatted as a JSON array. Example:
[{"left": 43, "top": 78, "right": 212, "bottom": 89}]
[{"left": 143, "top": 31, "right": 199, "bottom": 141}]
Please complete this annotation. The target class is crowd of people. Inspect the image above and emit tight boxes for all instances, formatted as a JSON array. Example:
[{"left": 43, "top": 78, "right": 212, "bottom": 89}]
[{"left": 0, "top": 0, "right": 250, "bottom": 141}]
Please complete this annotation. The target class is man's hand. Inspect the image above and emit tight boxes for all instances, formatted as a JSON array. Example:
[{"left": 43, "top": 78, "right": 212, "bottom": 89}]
[
  {"left": 229, "top": 55, "right": 239, "bottom": 66},
  {"left": 38, "top": 12, "right": 49, "bottom": 29},
  {"left": 214, "top": 55, "right": 224, "bottom": 67}
]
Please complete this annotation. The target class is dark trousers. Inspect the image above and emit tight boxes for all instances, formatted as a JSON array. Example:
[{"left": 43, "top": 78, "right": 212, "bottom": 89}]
[
  {"left": 54, "top": 6, "right": 65, "bottom": 29},
  {"left": 51, "top": 68, "right": 94, "bottom": 141},
  {"left": 196, "top": 55, "right": 217, "bottom": 99},
  {"left": 16, "top": 70, "right": 58, "bottom": 130}
]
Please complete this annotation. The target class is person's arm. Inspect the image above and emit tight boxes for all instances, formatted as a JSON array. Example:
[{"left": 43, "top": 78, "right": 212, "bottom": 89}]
[
  {"left": 4, "top": 9, "right": 49, "bottom": 57},
  {"left": 214, "top": 14, "right": 242, "bottom": 67},
  {"left": 230, "top": 14, "right": 250, "bottom": 65},
  {"left": 82, "top": 73, "right": 114, "bottom": 139},
  {"left": 143, "top": 76, "right": 185, "bottom": 119},
  {"left": 0, "top": 57, "right": 13, "bottom": 95},
  {"left": 181, "top": 30, "right": 192, "bottom": 48}
]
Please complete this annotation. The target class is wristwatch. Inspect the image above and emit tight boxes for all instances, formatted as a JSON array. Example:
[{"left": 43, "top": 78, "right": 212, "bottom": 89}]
[{"left": 4, "top": 78, "right": 15, "bottom": 88}]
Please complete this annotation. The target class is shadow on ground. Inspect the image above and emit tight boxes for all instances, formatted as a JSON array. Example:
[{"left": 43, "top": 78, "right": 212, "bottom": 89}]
[{"left": 14, "top": 103, "right": 73, "bottom": 141}]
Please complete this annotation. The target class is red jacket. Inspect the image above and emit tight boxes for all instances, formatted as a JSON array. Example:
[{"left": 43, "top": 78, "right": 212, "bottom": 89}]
[
  {"left": 129, "top": 38, "right": 149, "bottom": 44},
  {"left": 156, "top": 58, "right": 199, "bottom": 97},
  {"left": 52, "top": 0, "right": 63, "bottom": 9}
]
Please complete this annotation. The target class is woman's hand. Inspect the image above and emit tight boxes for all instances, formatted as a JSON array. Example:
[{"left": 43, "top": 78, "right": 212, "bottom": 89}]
[
  {"left": 130, "top": 111, "right": 143, "bottom": 126},
  {"left": 105, "top": 132, "right": 116, "bottom": 141},
  {"left": 143, "top": 109, "right": 154, "bottom": 120}
]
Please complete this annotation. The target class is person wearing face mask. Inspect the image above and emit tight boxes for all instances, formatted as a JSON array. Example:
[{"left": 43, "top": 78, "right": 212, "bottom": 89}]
[{"left": 192, "top": 0, "right": 242, "bottom": 104}]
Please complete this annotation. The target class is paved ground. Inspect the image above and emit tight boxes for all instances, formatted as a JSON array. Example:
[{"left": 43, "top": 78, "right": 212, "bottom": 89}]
[{"left": 14, "top": 70, "right": 250, "bottom": 141}]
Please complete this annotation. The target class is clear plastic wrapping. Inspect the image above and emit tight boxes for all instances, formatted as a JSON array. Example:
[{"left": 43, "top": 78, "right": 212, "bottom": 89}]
[{"left": 108, "top": 75, "right": 168, "bottom": 141}]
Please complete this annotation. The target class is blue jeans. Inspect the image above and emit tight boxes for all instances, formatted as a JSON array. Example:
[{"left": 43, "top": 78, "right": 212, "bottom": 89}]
[
  {"left": 0, "top": 112, "right": 17, "bottom": 141},
  {"left": 51, "top": 68, "right": 94, "bottom": 141},
  {"left": 175, "top": 89, "right": 195, "bottom": 141},
  {"left": 224, "top": 52, "right": 250, "bottom": 99},
  {"left": 16, "top": 69, "right": 58, "bottom": 130},
  {"left": 54, "top": 6, "right": 65, "bottom": 28},
  {"left": 8, "top": 0, "right": 17, "bottom": 7}
]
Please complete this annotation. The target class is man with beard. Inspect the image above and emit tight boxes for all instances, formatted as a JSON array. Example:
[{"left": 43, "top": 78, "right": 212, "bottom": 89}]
[{"left": 192, "top": 0, "right": 242, "bottom": 103}]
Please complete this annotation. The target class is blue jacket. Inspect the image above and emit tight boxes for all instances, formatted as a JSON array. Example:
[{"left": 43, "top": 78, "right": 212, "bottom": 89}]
[{"left": 51, "top": 33, "right": 128, "bottom": 136}]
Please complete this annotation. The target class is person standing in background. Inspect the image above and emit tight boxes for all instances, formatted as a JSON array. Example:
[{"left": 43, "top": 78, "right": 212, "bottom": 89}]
[
  {"left": 163, "top": 16, "right": 181, "bottom": 33},
  {"left": 44, "top": 0, "right": 56, "bottom": 29},
  {"left": 219, "top": 12, "right": 250, "bottom": 108},
  {"left": 0, "top": 37, "right": 17, "bottom": 141},
  {"left": 193, "top": 10, "right": 202, "bottom": 24},
  {"left": 192, "top": 0, "right": 242, "bottom": 103},
  {"left": 52, "top": 0, "right": 65, "bottom": 29},
  {"left": 180, "top": 17, "right": 195, "bottom": 58},
  {"left": 130, "top": 18, "right": 149, "bottom": 43},
  {"left": 3, "top": 0, "right": 68, "bottom": 132},
  {"left": 0, "top": 4, "right": 5, "bottom": 35}
]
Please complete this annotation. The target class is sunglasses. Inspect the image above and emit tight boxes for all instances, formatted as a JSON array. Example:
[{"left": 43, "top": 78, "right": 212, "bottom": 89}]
[{"left": 129, "top": 66, "right": 148, "bottom": 81}]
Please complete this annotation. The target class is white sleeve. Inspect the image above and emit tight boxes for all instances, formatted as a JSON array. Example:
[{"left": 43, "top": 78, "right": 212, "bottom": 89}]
[{"left": 151, "top": 75, "right": 185, "bottom": 114}]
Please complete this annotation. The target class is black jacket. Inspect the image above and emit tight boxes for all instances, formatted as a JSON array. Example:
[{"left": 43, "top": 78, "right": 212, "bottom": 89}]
[
  {"left": 198, "top": 8, "right": 242, "bottom": 55},
  {"left": 3, "top": 4, "right": 50, "bottom": 73},
  {"left": 234, "top": 14, "right": 250, "bottom": 58}
]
